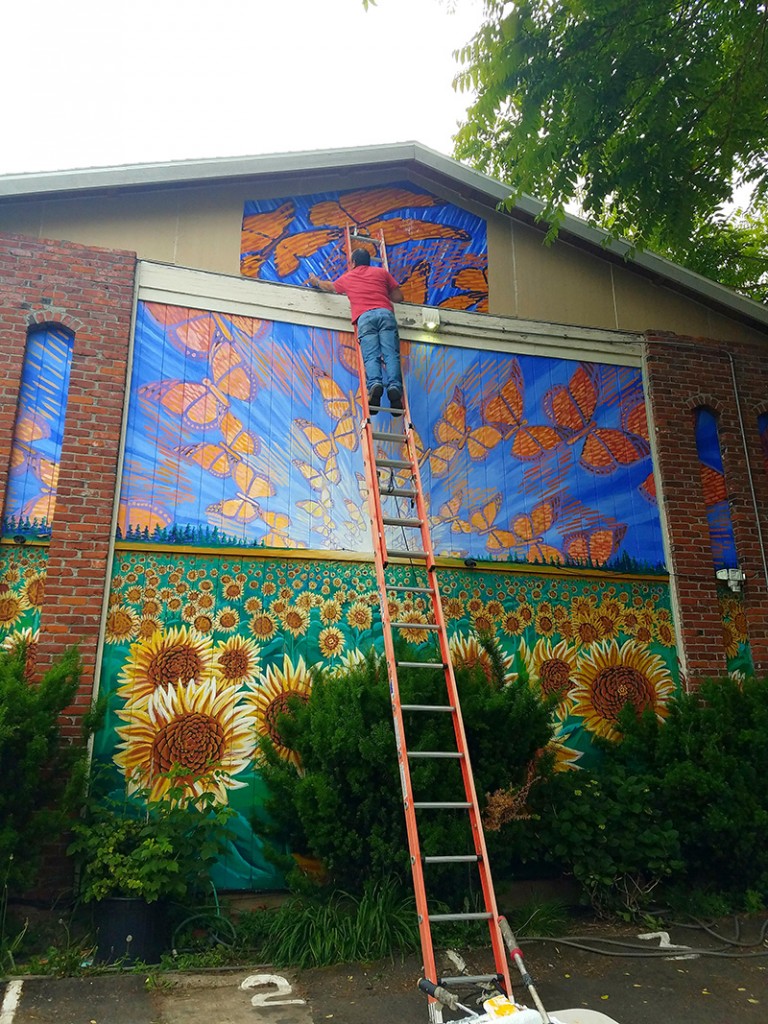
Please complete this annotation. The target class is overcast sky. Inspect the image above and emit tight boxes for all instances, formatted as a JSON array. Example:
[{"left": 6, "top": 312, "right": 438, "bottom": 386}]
[{"left": 3, "top": 0, "right": 484, "bottom": 176}]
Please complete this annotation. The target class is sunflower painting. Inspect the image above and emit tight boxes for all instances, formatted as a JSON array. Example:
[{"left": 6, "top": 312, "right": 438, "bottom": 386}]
[
  {"left": 91, "top": 547, "right": 685, "bottom": 890},
  {"left": 0, "top": 546, "right": 47, "bottom": 678}
]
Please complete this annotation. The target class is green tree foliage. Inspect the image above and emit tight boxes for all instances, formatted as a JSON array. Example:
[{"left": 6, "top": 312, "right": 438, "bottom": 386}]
[
  {"left": 259, "top": 644, "right": 554, "bottom": 896},
  {"left": 0, "top": 647, "right": 88, "bottom": 893},
  {"left": 454, "top": 0, "right": 768, "bottom": 297}
]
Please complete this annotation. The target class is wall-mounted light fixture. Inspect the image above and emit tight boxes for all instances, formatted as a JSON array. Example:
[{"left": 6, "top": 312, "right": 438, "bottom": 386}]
[
  {"left": 716, "top": 567, "right": 745, "bottom": 592},
  {"left": 421, "top": 308, "right": 440, "bottom": 332}
]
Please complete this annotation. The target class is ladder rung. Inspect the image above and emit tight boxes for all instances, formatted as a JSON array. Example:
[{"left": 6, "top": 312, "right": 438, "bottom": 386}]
[
  {"left": 401, "top": 703, "right": 454, "bottom": 711},
  {"left": 429, "top": 912, "right": 494, "bottom": 922},
  {"left": 408, "top": 751, "right": 464, "bottom": 759},
  {"left": 350, "top": 233, "right": 383, "bottom": 248},
  {"left": 397, "top": 663, "right": 447, "bottom": 671},
  {"left": 439, "top": 975, "right": 500, "bottom": 987},
  {"left": 387, "top": 585, "right": 432, "bottom": 594},
  {"left": 377, "top": 457, "right": 411, "bottom": 470},
  {"left": 424, "top": 855, "right": 479, "bottom": 863},
  {"left": 380, "top": 486, "right": 416, "bottom": 499},
  {"left": 414, "top": 801, "right": 472, "bottom": 809},
  {"left": 392, "top": 620, "right": 438, "bottom": 630},
  {"left": 371, "top": 429, "right": 406, "bottom": 442},
  {"left": 382, "top": 516, "right": 422, "bottom": 527},
  {"left": 388, "top": 548, "right": 428, "bottom": 559}
]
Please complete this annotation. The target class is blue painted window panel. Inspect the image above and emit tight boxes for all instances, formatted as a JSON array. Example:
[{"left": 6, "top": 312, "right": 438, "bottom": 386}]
[
  {"left": 2, "top": 325, "right": 74, "bottom": 537},
  {"left": 694, "top": 407, "right": 738, "bottom": 570}
]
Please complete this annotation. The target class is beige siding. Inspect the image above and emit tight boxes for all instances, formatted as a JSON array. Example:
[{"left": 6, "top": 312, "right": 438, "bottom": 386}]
[{"left": 2, "top": 173, "right": 765, "bottom": 345}]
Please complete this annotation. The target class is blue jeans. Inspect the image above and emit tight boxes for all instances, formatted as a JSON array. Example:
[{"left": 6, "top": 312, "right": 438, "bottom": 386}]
[{"left": 357, "top": 308, "right": 402, "bottom": 394}]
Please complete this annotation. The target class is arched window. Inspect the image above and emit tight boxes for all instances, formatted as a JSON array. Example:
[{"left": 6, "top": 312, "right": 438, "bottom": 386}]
[
  {"left": 2, "top": 324, "right": 75, "bottom": 538},
  {"left": 693, "top": 406, "right": 737, "bottom": 571}
]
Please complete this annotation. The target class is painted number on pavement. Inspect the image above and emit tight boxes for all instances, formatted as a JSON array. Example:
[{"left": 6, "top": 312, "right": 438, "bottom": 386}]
[{"left": 240, "top": 974, "right": 306, "bottom": 1007}]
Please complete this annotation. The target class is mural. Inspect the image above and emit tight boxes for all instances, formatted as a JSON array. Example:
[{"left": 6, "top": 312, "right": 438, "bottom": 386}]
[
  {"left": 694, "top": 407, "right": 737, "bottom": 570},
  {"left": 121, "top": 302, "right": 664, "bottom": 570},
  {"left": 0, "top": 545, "right": 47, "bottom": 677},
  {"left": 94, "top": 549, "right": 680, "bottom": 889},
  {"left": 240, "top": 183, "right": 489, "bottom": 311},
  {"left": 1, "top": 325, "right": 74, "bottom": 539},
  {"left": 718, "top": 585, "right": 753, "bottom": 680}
]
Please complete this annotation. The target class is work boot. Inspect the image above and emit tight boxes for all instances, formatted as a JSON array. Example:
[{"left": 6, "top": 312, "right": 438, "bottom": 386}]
[
  {"left": 368, "top": 382, "right": 384, "bottom": 414},
  {"left": 388, "top": 385, "right": 403, "bottom": 415}
]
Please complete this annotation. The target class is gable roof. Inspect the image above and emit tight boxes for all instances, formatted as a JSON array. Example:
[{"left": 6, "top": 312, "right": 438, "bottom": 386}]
[{"left": 1, "top": 141, "right": 766, "bottom": 333}]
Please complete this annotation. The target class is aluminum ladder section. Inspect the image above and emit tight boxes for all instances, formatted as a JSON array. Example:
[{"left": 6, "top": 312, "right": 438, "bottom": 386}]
[{"left": 345, "top": 228, "right": 512, "bottom": 1020}]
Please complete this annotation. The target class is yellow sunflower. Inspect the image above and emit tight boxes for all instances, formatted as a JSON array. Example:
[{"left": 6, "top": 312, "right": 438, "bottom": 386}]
[
  {"left": 318, "top": 627, "right": 345, "bottom": 659},
  {"left": 192, "top": 613, "right": 215, "bottom": 635},
  {"left": 115, "top": 677, "right": 254, "bottom": 803},
  {"left": 443, "top": 597, "right": 464, "bottom": 620},
  {"left": 570, "top": 603, "right": 603, "bottom": 647},
  {"left": 501, "top": 609, "right": 525, "bottom": 636},
  {"left": 1, "top": 626, "right": 39, "bottom": 679},
  {"left": 246, "top": 656, "right": 313, "bottom": 767},
  {"left": 214, "top": 635, "right": 260, "bottom": 687},
  {"left": 471, "top": 608, "right": 497, "bottom": 635},
  {"left": 280, "top": 605, "right": 309, "bottom": 637},
  {"left": 346, "top": 601, "right": 372, "bottom": 631},
  {"left": 0, "top": 593, "right": 23, "bottom": 629},
  {"left": 214, "top": 606, "right": 240, "bottom": 633},
  {"left": 396, "top": 610, "right": 433, "bottom": 645},
  {"left": 519, "top": 637, "right": 579, "bottom": 710},
  {"left": 546, "top": 721, "right": 584, "bottom": 772},
  {"left": 570, "top": 640, "right": 676, "bottom": 741},
  {"left": 22, "top": 574, "right": 45, "bottom": 610},
  {"left": 250, "top": 611, "right": 278, "bottom": 642},
  {"left": 137, "top": 615, "right": 162, "bottom": 640},
  {"left": 117, "top": 625, "right": 219, "bottom": 703},
  {"left": 327, "top": 647, "right": 368, "bottom": 678},
  {"left": 722, "top": 623, "right": 740, "bottom": 660},
  {"left": 320, "top": 599, "right": 343, "bottom": 624},
  {"left": 534, "top": 603, "right": 557, "bottom": 639},
  {"left": 105, "top": 605, "right": 141, "bottom": 645}
]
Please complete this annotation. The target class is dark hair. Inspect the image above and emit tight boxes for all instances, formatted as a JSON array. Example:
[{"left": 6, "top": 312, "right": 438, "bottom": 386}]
[{"left": 351, "top": 248, "right": 371, "bottom": 267}]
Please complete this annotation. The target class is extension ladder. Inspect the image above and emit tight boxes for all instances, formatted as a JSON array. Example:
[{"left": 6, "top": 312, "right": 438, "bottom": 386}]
[{"left": 344, "top": 227, "right": 513, "bottom": 1022}]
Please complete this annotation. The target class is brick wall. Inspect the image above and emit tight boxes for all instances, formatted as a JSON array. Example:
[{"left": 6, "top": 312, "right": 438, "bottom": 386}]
[
  {"left": 0, "top": 232, "right": 136, "bottom": 735},
  {"left": 644, "top": 331, "right": 768, "bottom": 685}
]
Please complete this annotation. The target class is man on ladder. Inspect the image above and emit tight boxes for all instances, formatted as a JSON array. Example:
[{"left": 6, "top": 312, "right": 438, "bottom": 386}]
[{"left": 308, "top": 247, "right": 404, "bottom": 414}]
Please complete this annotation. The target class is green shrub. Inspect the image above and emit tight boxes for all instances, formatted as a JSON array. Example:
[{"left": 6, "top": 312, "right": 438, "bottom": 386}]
[
  {"left": 68, "top": 774, "right": 235, "bottom": 904},
  {"left": 0, "top": 646, "right": 89, "bottom": 893},
  {"left": 259, "top": 641, "right": 554, "bottom": 896},
  {"left": 606, "top": 675, "right": 768, "bottom": 903}
]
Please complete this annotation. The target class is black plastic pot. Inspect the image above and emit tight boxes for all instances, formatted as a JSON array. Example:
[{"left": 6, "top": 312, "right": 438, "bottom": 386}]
[{"left": 92, "top": 897, "right": 169, "bottom": 964}]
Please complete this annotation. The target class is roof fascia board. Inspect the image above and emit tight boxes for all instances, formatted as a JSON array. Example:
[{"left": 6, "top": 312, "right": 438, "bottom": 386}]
[
  {"left": 137, "top": 260, "right": 642, "bottom": 366},
  {"left": 2, "top": 141, "right": 766, "bottom": 333}
]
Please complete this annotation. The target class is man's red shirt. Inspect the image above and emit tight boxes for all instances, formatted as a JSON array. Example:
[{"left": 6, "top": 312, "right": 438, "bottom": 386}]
[{"left": 333, "top": 266, "right": 399, "bottom": 324}]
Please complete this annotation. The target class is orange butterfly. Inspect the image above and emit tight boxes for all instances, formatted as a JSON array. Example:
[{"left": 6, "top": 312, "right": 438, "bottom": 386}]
[
  {"left": 337, "top": 332, "right": 360, "bottom": 377},
  {"left": 342, "top": 497, "right": 368, "bottom": 538},
  {"left": 399, "top": 260, "right": 431, "bottom": 306},
  {"left": 240, "top": 202, "right": 297, "bottom": 276},
  {"left": 297, "top": 499, "right": 336, "bottom": 540},
  {"left": 429, "top": 388, "right": 500, "bottom": 477},
  {"left": 206, "top": 463, "right": 275, "bottom": 527},
  {"left": 117, "top": 499, "right": 173, "bottom": 538},
  {"left": 308, "top": 187, "right": 438, "bottom": 229},
  {"left": 543, "top": 364, "right": 649, "bottom": 474},
  {"left": 295, "top": 419, "right": 352, "bottom": 486},
  {"left": 563, "top": 524, "right": 628, "bottom": 566},
  {"left": 434, "top": 489, "right": 471, "bottom": 534},
  {"left": 467, "top": 495, "right": 517, "bottom": 554},
  {"left": 439, "top": 267, "right": 489, "bottom": 312},
  {"left": 509, "top": 499, "right": 563, "bottom": 563},
  {"left": 622, "top": 400, "right": 649, "bottom": 440},
  {"left": 639, "top": 472, "right": 657, "bottom": 504},
  {"left": 482, "top": 361, "right": 564, "bottom": 461},
  {"left": 175, "top": 412, "right": 260, "bottom": 478},
  {"left": 139, "top": 335, "right": 258, "bottom": 432},
  {"left": 293, "top": 458, "right": 329, "bottom": 493},
  {"left": 258, "top": 509, "right": 307, "bottom": 550}
]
